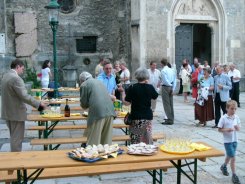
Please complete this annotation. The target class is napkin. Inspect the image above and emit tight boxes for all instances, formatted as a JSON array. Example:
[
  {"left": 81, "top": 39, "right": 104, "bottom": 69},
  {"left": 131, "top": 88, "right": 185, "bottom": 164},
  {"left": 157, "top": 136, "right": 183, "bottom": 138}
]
[
  {"left": 42, "top": 114, "right": 63, "bottom": 118},
  {"left": 190, "top": 143, "right": 211, "bottom": 151},
  {"left": 70, "top": 113, "right": 81, "bottom": 116}
]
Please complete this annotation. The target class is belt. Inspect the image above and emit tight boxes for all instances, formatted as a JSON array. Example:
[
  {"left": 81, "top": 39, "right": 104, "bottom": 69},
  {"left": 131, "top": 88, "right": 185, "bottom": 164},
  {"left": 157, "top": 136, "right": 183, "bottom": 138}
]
[{"left": 162, "top": 85, "right": 172, "bottom": 87}]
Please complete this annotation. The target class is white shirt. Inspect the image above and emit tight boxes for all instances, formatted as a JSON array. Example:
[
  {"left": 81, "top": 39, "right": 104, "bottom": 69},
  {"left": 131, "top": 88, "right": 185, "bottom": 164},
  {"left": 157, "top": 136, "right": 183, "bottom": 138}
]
[
  {"left": 147, "top": 68, "right": 161, "bottom": 89},
  {"left": 41, "top": 68, "right": 50, "bottom": 82},
  {"left": 120, "top": 69, "right": 130, "bottom": 84},
  {"left": 218, "top": 114, "right": 240, "bottom": 143},
  {"left": 228, "top": 69, "right": 241, "bottom": 83}
]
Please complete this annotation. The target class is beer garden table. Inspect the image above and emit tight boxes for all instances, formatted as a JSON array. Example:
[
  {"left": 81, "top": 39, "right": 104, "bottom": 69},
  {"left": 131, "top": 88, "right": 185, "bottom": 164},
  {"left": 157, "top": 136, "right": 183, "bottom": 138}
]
[{"left": 0, "top": 143, "right": 224, "bottom": 184}]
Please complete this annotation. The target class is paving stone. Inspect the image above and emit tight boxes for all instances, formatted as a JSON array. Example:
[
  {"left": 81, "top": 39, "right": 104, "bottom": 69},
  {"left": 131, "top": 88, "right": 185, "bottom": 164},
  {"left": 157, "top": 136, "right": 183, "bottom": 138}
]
[
  {"left": 1, "top": 94, "right": 245, "bottom": 183},
  {"left": 56, "top": 176, "right": 100, "bottom": 184}
]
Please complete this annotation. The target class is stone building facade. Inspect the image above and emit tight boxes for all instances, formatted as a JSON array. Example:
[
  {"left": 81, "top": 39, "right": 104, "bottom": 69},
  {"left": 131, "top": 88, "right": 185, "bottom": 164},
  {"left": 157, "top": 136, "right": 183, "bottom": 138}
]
[
  {"left": 0, "top": 0, "right": 131, "bottom": 88},
  {"left": 0, "top": 0, "right": 245, "bottom": 90},
  {"left": 131, "top": 0, "right": 245, "bottom": 90}
]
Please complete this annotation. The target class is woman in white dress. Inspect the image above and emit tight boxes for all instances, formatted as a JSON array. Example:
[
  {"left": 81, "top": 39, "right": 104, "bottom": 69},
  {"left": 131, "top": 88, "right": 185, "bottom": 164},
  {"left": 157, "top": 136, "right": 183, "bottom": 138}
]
[{"left": 41, "top": 60, "right": 52, "bottom": 88}]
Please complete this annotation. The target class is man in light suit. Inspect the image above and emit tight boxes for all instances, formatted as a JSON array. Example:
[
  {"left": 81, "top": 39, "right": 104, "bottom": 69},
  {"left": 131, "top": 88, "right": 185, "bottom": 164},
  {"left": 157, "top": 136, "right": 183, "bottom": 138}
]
[
  {"left": 1, "top": 59, "right": 47, "bottom": 152},
  {"left": 213, "top": 65, "right": 232, "bottom": 128}
]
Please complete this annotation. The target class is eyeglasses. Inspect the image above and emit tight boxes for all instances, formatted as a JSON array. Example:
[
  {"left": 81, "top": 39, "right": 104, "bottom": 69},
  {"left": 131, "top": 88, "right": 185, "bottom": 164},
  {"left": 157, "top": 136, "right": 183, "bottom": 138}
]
[{"left": 105, "top": 68, "right": 112, "bottom": 70}]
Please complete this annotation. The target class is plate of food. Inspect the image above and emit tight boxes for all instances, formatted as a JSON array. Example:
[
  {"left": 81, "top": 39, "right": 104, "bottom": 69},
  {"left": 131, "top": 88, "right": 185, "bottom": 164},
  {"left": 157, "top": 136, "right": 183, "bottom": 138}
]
[
  {"left": 68, "top": 144, "right": 123, "bottom": 163},
  {"left": 127, "top": 142, "right": 158, "bottom": 155},
  {"left": 160, "top": 144, "right": 195, "bottom": 155}
]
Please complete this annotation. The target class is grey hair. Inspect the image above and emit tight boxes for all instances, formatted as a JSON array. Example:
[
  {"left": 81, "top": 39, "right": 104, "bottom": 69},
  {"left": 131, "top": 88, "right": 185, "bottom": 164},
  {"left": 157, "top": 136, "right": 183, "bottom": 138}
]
[
  {"left": 79, "top": 72, "right": 92, "bottom": 82},
  {"left": 135, "top": 67, "right": 149, "bottom": 82},
  {"left": 114, "top": 60, "right": 120, "bottom": 65},
  {"left": 120, "top": 59, "right": 127, "bottom": 67},
  {"left": 203, "top": 67, "right": 211, "bottom": 74}
]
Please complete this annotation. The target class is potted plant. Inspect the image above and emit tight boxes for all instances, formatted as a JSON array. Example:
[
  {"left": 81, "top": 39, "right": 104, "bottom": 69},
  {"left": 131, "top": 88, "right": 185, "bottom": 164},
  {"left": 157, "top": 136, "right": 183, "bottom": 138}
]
[{"left": 22, "top": 60, "right": 41, "bottom": 91}]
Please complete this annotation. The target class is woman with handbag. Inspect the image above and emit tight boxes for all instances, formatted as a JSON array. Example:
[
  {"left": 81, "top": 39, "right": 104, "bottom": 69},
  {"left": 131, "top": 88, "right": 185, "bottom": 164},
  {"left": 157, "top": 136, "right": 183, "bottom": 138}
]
[{"left": 120, "top": 68, "right": 158, "bottom": 144}]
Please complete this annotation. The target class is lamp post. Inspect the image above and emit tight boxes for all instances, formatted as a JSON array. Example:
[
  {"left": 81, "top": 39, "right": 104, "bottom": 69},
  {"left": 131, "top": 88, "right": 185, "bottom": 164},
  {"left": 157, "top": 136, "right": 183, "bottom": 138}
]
[{"left": 45, "top": 0, "right": 60, "bottom": 98}]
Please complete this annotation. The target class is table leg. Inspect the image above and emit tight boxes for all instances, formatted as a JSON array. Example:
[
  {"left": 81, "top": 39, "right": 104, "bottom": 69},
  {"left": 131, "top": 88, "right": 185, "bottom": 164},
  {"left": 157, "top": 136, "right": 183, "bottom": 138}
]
[
  {"left": 177, "top": 160, "right": 181, "bottom": 184},
  {"left": 194, "top": 159, "right": 197, "bottom": 184},
  {"left": 153, "top": 169, "right": 156, "bottom": 184},
  {"left": 159, "top": 169, "right": 163, "bottom": 183},
  {"left": 17, "top": 169, "right": 28, "bottom": 184}
]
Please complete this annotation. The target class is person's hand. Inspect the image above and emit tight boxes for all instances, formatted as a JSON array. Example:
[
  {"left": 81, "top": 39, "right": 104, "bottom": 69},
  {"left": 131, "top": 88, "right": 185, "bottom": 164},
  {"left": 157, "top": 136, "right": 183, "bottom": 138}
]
[
  {"left": 169, "top": 89, "right": 173, "bottom": 96},
  {"left": 40, "top": 101, "right": 49, "bottom": 109},
  {"left": 234, "top": 125, "right": 239, "bottom": 131},
  {"left": 110, "top": 95, "right": 116, "bottom": 102},
  {"left": 227, "top": 128, "right": 234, "bottom": 132},
  {"left": 117, "top": 84, "right": 124, "bottom": 92},
  {"left": 218, "top": 84, "right": 223, "bottom": 90}
]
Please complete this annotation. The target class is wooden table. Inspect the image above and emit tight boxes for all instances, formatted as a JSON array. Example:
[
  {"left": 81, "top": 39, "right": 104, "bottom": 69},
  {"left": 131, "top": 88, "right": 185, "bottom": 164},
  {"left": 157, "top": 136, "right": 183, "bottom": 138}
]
[
  {"left": 31, "top": 87, "right": 80, "bottom": 99},
  {"left": 31, "top": 87, "right": 80, "bottom": 92},
  {"left": 0, "top": 143, "right": 224, "bottom": 184},
  {"left": 27, "top": 114, "right": 128, "bottom": 149}
]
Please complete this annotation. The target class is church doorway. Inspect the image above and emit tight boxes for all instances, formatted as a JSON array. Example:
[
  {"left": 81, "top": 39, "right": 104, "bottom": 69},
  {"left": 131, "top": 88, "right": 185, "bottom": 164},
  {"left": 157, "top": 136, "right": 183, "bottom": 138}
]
[{"left": 175, "top": 23, "right": 211, "bottom": 73}]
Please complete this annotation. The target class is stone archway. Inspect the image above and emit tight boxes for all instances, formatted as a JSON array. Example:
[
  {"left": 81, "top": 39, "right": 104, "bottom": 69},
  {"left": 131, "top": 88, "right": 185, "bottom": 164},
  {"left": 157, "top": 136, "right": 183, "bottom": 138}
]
[{"left": 167, "top": 0, "right": 226, "bottom": 66}]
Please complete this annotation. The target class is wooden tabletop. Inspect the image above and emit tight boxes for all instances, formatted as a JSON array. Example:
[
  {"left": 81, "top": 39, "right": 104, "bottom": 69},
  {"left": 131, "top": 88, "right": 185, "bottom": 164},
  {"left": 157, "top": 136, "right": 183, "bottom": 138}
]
[
  {"left": 31, "top": 87, "right": 80, "bottom": 92},
  {"left": 0, "top": 143, "right": 224, "bottom": 171},
  {"left": 42, "top": 99, "right": 80, "bottom": 105},
  {"left": 27, "top": 114, "right": 126, "bottom": 121},
  {"left": 27, "top": 114, "right": 87, "bottom": 121}
]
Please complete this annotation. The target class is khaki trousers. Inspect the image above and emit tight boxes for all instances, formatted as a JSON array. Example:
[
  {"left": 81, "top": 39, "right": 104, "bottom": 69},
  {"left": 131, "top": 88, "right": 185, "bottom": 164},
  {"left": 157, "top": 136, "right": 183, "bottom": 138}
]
[
  {"left": 161, "top": 86, "right": 174, "bottom": 122},
  {"left": 86, "top": 116, "right": 114, "bottom": 145},
  {"left": 6, "top": 121, "right": 25, "bottom": 152}
]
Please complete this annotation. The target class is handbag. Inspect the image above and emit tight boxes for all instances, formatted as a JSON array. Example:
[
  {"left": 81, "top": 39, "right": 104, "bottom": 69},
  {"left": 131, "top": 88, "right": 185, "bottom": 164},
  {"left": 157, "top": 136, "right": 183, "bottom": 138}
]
[{"left": 124, "top": 112, "right": 132, "bottom": 125}]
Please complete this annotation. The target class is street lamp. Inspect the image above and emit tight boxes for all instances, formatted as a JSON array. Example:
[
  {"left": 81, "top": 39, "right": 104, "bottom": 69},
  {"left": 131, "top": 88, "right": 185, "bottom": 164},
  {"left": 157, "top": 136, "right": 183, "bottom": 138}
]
[{"left": 45, "top": 0, "right": 60, "bottom": 98}]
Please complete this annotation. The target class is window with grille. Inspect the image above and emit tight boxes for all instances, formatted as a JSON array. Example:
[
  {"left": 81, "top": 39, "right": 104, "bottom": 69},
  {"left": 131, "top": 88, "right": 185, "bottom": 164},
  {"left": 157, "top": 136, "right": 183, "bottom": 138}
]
[
  {"left": 58, "top": 0, "right": 76, "bottom": 14},
  {"left": 76, "top": 36, "right": 97, "bottom": 53}
]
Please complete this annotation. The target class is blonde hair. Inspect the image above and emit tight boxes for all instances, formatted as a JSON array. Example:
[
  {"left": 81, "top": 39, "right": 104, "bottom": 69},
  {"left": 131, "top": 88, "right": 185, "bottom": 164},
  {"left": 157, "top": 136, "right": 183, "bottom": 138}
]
[{"left": 226, "top": 100, "right": 238, "bottom": 109}]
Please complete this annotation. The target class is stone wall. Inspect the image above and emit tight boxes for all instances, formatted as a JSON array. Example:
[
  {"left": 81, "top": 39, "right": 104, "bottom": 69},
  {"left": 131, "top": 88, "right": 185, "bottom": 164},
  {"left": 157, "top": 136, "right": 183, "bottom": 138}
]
[
  {"left": 0, "top": 0, "right": 131, "bottom": 88},
  {"left": 141, "top": 0, "right": 245, "bottom": 90}
]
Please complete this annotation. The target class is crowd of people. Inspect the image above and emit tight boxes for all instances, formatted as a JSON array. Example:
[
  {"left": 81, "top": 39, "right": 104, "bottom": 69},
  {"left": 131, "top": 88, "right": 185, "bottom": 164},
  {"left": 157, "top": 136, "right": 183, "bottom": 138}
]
[
  {"left": 1, "top": 57, "right": 242, "bottom": 184},
  {"left": 178, "top": 58, "right": 241, "bottom": 128}
]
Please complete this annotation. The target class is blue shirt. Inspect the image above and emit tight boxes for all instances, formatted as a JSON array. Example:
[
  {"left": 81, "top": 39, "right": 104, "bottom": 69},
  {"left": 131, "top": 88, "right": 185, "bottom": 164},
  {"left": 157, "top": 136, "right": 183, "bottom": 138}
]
[
  {"left": 214, "top": 73, "right": 232, "bottom": 93},
  {"left": 200, "top": 76, "right": 214, "bottom": 95},
  {"left": 160, "top": 66, "right": 176, "bottom": 90},
  {"left": 97, "top": 72, "right": 117, "bottom": 94}
]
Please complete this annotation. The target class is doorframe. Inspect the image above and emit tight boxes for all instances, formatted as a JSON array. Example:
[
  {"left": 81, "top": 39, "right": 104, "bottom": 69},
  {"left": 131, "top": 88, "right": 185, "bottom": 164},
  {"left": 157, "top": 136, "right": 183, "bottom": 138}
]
[{"left": 167, "top": 0, "right": 226, "bottom": 66}]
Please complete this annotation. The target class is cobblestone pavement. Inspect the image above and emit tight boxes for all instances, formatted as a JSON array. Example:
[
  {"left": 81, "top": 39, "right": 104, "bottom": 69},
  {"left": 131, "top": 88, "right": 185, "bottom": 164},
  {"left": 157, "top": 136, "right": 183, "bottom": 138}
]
[{"left": 0, "top": 93, "right": 245, "bottom": 184}]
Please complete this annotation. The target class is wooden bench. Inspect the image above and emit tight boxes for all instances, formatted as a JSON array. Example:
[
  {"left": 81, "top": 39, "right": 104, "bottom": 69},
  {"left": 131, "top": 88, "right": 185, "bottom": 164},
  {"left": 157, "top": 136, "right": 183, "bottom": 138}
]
[
  {"left": 31, "top": 133, "right": 164, "bottom": 150},
  {"left": 0, "top": 161, "right": 173, "bottom": 183},
  {"left": 27, "top": 124, "right": 128, "bottom": 131}
]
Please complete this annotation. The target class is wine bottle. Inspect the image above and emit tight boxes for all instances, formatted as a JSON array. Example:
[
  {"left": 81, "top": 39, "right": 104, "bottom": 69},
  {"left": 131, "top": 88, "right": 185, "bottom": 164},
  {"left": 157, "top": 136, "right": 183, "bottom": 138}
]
[{"left": 64, "top": 99, "right": 70, "bottom": 117}]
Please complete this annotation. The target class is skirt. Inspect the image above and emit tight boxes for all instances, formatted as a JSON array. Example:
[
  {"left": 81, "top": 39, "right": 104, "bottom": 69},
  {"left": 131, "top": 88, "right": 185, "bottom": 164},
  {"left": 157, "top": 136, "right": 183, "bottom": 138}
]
[
  {"left": 129, "top": 119, "right": 153, "bottom": 144},
  {"left": 183, "top": 84, "right": 190, "bottom": 93},
  {"left": 195, "top": 95, "right": 214, "bottom": 122}
]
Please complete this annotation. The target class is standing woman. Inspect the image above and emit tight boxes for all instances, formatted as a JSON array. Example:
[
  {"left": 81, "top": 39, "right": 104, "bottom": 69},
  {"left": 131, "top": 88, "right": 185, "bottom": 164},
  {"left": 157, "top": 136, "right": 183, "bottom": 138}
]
[
  {"left": 114, "top": 60, "right": 122, "bottom": 99},
  {"left": 120, "top": 68, "right": 158, "bottom": 144},
  {"left": 195, "top": 67, "right": 214, "bottom": 126},
  {"left": 191, "top": 63, "right": 199, "bottom": 99},
  {"left": 181, "top": 63, "right": 191, "bottom": 103},
  {"left": 119, "top": 60, "right": 131, "bottom": 93},
  {"left": 41, "top": 60, "right": 52, "bottom": 88}
]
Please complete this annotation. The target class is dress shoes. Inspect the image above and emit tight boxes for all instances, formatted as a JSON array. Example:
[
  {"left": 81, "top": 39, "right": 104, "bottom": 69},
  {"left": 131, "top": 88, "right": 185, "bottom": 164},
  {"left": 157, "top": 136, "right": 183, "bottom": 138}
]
[
  {"left": 161, "top": 120, "right": 174, "bottom": 125},
  {"left": 212, "top": 125, "right": 218, "bottom": 128}
]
